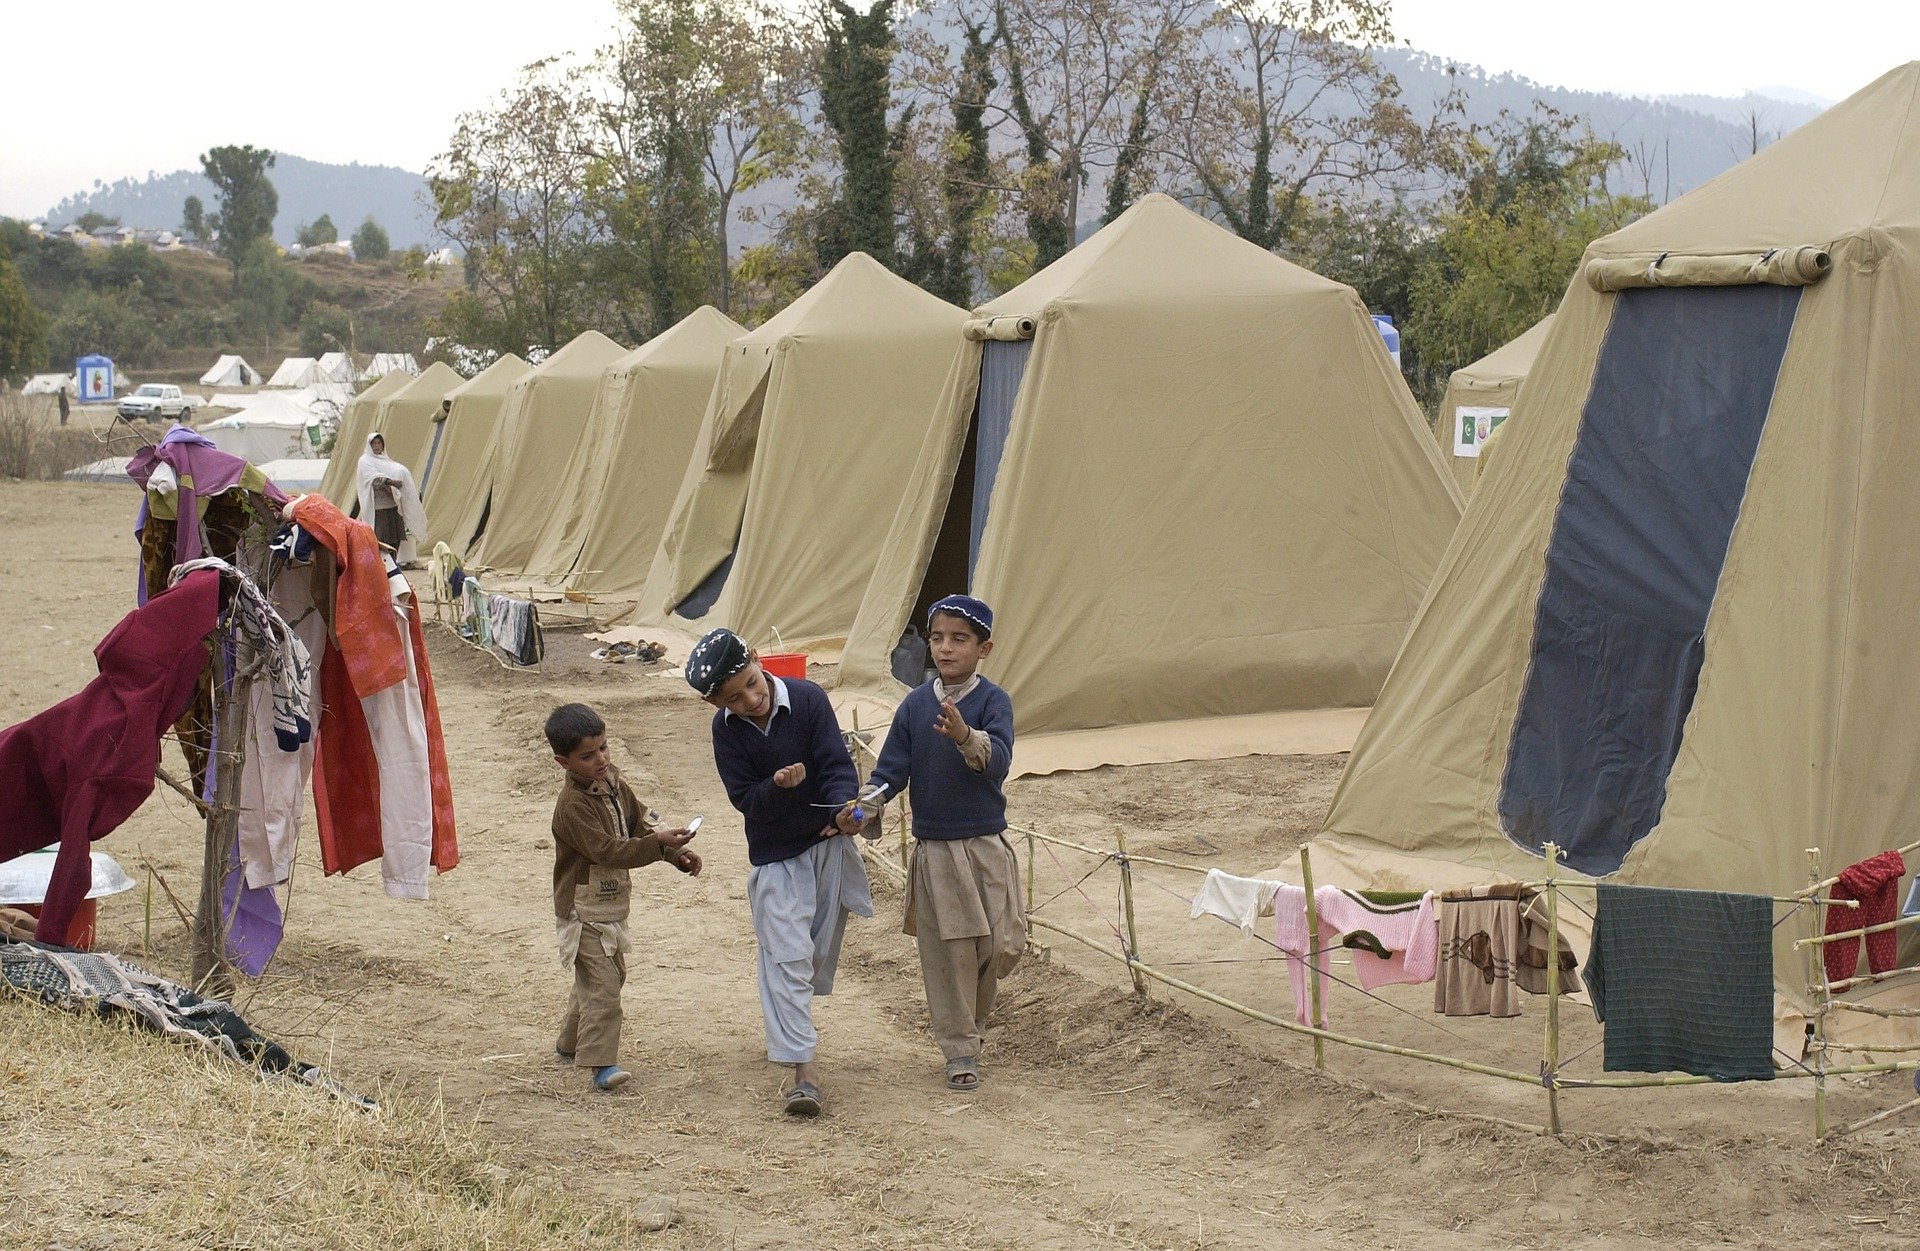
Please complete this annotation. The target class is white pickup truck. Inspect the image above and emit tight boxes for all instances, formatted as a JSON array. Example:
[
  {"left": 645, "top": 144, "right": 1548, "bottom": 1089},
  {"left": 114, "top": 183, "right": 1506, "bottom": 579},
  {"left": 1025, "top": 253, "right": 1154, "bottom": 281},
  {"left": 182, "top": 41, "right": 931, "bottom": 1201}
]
[{"left": 117, "top": 383, "right": 195, "bottom": 422}]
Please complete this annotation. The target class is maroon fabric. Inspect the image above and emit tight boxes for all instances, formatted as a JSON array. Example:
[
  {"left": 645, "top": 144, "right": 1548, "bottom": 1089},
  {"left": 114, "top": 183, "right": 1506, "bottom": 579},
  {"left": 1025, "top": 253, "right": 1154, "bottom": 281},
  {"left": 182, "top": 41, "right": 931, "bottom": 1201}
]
[
  {"left": 1824, "top": 850, "right": 1908, "bottom": 983},
  {"left": 0, "top": 570, "right": 220, "bottom": 943}
]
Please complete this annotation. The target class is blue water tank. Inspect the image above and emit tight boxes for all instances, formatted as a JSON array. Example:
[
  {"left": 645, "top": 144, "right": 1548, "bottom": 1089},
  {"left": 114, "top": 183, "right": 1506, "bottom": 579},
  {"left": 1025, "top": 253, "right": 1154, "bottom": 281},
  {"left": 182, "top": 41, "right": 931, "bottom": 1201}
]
[{"left": 1371, "top": 315, "right": 1401, "bottom": 369}]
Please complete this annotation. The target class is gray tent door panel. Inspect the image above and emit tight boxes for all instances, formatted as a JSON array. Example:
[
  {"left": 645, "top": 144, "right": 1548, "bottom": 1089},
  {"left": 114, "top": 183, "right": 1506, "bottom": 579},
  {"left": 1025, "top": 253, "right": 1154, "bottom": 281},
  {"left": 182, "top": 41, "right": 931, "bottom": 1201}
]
[
  {"left": 968, "top": 339, "right": 1032, "bottom": 579},
  {"left": 674, "top": 550, "right": 734, "bottom": 620},
  {"left": 1499, "top": 283, "right": 1801, "bottom": 876},
  {"left": 420, "top": 422, "right": 447, "bottom": 494}
]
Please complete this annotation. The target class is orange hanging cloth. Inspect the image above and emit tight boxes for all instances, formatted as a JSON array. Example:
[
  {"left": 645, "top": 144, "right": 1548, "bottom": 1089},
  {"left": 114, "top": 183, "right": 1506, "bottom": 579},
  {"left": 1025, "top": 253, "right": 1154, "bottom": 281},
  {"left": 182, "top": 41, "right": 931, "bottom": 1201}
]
[{"left": 293, "top": 495, "right": 456, "bottom": 889}]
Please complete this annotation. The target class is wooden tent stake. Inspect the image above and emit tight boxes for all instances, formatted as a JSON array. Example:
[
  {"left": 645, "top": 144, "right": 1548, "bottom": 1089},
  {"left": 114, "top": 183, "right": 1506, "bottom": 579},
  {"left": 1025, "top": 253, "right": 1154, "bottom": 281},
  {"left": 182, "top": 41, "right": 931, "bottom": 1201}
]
[
  {"left": 1115, "top": 828, "right": 1147, "bottom": 996},
  {"left": 1542, "top": 842, "right": 1564, "bottom": 1136},
  {"left": 1806, "top": 847, "right": 1830, "bottom": 1142},
  {"left": 1300, "top": 845, "right": 1325, "bottom": 1069}
]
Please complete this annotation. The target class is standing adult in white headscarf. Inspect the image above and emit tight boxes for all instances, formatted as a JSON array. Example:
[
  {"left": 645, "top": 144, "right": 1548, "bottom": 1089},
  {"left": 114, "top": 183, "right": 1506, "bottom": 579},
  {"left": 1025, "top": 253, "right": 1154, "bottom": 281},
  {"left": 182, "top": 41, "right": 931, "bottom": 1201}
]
[{"left": 356, "top": 432, "right": 428, "bottom": 565}]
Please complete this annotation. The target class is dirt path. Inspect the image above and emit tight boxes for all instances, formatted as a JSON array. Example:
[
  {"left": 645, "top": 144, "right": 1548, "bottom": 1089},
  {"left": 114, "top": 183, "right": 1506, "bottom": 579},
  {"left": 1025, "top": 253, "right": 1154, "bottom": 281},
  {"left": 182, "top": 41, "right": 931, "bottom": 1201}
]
[{"left": 5, "top": 480, "right": 1917, "bottom": 1249}]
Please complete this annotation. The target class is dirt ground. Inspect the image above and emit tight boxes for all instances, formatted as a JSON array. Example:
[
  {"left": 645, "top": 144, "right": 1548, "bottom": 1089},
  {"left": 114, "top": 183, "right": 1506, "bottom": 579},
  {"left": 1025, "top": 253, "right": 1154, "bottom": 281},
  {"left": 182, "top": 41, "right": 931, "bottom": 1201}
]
[{"left": 4, "top": 478, "right": 1918, "bottom": 1249}]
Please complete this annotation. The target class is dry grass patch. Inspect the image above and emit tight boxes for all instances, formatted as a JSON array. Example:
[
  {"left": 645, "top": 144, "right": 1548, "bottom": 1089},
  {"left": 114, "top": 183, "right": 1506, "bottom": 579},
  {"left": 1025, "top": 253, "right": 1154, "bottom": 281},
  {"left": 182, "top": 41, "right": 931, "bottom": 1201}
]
[
  {"left": 0, "top": 995, "right": 661, "bottom": 1250},
  {"left": 0, "top": 393, "right": 108, "bottom": 480}
]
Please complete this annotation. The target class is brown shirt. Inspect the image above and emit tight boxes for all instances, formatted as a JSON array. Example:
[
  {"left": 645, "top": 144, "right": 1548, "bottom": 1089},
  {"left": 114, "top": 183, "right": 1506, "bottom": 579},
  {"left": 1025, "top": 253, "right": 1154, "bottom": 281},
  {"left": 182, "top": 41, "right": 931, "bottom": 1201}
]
[{"left": 551, "top": 767, "right": 668, "bottom": 922}]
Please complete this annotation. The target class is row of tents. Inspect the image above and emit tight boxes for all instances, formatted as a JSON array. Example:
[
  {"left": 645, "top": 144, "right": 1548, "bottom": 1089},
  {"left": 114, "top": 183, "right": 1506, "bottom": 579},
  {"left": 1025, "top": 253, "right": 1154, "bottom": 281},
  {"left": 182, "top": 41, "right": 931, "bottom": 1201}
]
[
  {"left": 313, "top": 63, "right": 1920, "bottom": 1023},
  {"left": 201, "top": 352, "right": 422, "bottom": 390},
  {"left": 318, "top": 191, "right": 1465, "bottom": 776}
]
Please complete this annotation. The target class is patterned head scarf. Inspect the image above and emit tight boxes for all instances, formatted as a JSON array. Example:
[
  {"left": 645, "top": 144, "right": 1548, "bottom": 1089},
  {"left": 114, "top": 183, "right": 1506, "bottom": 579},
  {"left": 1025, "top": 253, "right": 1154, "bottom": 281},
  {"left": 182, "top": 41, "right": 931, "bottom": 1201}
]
[
  {"left": 685, "top": 628, "right": 752, "bottom": 697},
  {"left": 928, "top": 594, "right": 993, "bottom": 639}
]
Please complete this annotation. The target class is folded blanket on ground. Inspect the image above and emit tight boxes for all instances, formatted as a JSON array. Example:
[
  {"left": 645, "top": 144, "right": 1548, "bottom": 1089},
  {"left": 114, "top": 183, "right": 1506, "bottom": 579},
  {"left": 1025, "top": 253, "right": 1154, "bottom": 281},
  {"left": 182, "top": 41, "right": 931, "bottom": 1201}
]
[{"left": 0, "top": 938, "right": 372, "bottom": 1106}]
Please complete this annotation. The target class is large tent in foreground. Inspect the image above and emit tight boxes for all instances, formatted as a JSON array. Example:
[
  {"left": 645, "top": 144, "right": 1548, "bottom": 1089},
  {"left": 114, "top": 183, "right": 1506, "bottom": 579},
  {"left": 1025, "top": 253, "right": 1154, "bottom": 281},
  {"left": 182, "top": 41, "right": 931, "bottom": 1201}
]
[
  {"left": 1314, "top": 64, "right": 1920, "bottom": 1030},
  {"left": 1435, "top": 314, "right": 1554, "bottom": 493},
  {"left": 836, "top": 194, "right": 1463, "bottom": 774},
  {"left": 419, "top": 354, "right": 531, "bottom": 548},
  {"left": 518, "top": 306, "right": 743, "bottom": 594},
  {"left": 457, "top": 332, "right": 627, "bottom": 568},
  {"left": 635, "top": 252, "right": 968, "bottom": 648},
  {"left": 317, "top": 371, "right": 412, "bottom": 507},
  {"left": 367, "top": 361, "right": 466, "bottom": 477}
]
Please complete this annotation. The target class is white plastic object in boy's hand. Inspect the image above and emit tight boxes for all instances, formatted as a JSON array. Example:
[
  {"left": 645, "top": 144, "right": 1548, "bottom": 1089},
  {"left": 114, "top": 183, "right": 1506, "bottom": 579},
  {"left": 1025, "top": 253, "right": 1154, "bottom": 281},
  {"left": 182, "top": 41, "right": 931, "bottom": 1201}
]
[{"left": 685, "top": 816, "right": 703, "bottom": 837}]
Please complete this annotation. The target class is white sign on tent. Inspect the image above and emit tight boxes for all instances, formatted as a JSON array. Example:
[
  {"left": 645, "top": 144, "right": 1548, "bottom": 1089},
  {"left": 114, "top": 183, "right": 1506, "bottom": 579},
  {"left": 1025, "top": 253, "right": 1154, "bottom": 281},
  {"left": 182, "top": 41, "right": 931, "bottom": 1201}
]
[{"left": 1453, "top": 405, "right": 1509, "bottom": 458}]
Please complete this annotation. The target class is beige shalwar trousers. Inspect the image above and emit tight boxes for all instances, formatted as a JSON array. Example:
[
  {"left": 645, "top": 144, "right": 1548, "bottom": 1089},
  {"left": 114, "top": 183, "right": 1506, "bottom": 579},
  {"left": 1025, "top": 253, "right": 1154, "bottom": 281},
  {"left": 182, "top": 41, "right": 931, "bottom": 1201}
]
[
  {"left": 906, "top": 834, "right": 1025, "bottom": 1061},
  {"left": 557, "top": 927, "right": 628, "bottom": 1067}
]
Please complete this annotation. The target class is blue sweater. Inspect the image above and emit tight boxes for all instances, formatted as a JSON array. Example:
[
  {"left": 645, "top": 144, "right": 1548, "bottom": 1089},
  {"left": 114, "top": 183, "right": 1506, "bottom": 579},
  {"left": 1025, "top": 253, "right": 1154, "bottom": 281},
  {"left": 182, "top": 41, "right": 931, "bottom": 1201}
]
[
  {"left": 711, "top": 677, "right": 861, "bottom": 866},
  {"left": 868, "top": 678, "right": 1013, "bottom": 840}
]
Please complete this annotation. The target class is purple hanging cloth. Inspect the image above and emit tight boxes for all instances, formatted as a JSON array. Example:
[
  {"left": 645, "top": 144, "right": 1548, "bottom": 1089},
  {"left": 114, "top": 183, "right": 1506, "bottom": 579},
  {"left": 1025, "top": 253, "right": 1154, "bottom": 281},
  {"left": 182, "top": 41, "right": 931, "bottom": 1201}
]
[
  {"left": 128, "top": 425, "right": 291, "bottom": 601},
  {"left": 203, "top": 625, "right": 286, "bottom": 977}
]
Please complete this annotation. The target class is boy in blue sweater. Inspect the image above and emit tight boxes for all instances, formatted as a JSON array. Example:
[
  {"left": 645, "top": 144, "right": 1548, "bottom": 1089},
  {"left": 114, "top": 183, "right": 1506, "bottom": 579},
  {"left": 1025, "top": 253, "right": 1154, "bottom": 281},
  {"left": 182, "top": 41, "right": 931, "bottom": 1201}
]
[
  {"left": 686, "top": 628, "right": 871, "bottom": 1117},
  {"left": 850, "top": 594, "right": 1023, "bottom": 1092}
]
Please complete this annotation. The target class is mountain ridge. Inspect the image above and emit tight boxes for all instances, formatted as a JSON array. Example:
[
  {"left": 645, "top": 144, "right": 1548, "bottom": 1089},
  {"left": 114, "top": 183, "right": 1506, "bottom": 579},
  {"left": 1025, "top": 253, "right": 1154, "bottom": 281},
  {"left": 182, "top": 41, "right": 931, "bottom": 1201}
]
[{"left": 33, "top": 47, "right": 1827, "bottom": 245}]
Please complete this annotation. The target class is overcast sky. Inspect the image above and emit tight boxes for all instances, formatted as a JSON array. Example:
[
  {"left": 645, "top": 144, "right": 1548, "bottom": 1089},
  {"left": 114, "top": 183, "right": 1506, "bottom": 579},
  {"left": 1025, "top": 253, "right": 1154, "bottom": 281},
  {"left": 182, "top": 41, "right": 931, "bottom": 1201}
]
[{"left": 2, "top": 0, "right": 1914, "bottom": 219}]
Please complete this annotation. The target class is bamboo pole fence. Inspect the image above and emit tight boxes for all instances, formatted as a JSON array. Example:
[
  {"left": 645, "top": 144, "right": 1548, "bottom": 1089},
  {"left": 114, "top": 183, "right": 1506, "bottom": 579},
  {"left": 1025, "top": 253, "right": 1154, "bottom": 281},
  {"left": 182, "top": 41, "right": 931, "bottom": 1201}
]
[{"left": 1013, "top": 823, "right": 1920, "bottom": 1143}]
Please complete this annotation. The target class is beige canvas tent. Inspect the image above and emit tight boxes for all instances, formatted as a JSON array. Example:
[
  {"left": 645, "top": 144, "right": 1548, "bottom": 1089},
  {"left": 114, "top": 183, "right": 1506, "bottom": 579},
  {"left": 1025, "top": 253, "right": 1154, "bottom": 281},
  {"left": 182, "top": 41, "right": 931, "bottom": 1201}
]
[
  {"left": 317, "top": 371, "right": 412, "bottom": 506},
  {"left": 517, "top": 306, "right": 743, "bottom": 594},
  {"left": 1435, "top": 314, "right": 1554, "bottom": 492},
  {"left": 199, "top": 355, "right": 262, "bottom": 388},
  {"left": 420, "top": 354, "right": 531, "bottom": 548},
  {"left": 636, "top": 252, "right": 969, "bottom": 648},
  {"left": 266, "top": 356, "right": 322, "bottom": 389},
  {"left": 368, "top": 361, "right": 465, "bottom": 477},
  {"left": 836, "top": 194, "right": 1463, "bottom": 774},
  {"left": 1314, "top": 64, "right": 1920, "bottom": 1028},
  {"left": 456, "top": 332, "right": 627, "bottom": 568}
]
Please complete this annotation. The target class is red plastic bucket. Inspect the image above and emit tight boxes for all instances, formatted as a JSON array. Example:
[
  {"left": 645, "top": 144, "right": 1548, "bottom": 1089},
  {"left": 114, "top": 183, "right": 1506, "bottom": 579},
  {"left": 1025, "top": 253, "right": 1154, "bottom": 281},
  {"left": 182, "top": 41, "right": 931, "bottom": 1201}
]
[
  {"left": 18, "top": 898, "right": 98, "bottom": 951},
  {"left": 759, "top": 652, "right": 808, "bottom": 680}
]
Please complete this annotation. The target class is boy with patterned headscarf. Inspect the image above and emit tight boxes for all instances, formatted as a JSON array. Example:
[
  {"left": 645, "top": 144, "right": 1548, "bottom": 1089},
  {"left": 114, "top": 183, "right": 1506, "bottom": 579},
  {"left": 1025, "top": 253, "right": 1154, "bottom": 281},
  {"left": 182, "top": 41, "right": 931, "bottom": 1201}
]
[
  {"left": 686, "top": 628, "right": 870, "bottom": 1117},
  {"left": 849, "top": 594, "right": 1022, "bottom": 1093}
]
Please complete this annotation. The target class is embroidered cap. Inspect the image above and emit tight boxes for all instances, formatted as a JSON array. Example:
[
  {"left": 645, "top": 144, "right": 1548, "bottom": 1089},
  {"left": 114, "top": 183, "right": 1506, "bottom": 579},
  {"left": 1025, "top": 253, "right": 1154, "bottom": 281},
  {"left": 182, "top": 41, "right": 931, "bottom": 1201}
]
[
  {"left": 928, "top": 593, "right": 993, "bottom": 638},
  {"left": 685, "top": 628, "right": 752, "bottom": 696}
]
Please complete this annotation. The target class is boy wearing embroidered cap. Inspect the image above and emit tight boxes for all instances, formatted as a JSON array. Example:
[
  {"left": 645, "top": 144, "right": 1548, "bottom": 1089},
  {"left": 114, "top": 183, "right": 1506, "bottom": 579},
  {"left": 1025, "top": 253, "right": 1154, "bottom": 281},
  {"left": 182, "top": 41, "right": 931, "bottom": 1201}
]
[
  {"left": 686, "top": 628, "right": 871, "bottom": 1117},
  {"left": 850, "top": 594, "right": 1022, "bottom": 1092}
]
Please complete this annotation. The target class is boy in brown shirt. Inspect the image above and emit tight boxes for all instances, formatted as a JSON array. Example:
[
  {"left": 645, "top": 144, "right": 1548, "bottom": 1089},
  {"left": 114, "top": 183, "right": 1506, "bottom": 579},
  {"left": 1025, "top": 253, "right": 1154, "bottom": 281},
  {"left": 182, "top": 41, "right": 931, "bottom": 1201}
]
[{"left": 547, "top": 703, "right": 701, "bottom": 1091}]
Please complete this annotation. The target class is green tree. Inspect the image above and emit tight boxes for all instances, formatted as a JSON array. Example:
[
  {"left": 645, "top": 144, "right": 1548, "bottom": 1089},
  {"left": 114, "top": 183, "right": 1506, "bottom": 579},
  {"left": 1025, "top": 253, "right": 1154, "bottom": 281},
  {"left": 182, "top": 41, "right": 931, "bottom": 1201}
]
[
  {"left": 235, "top": 238, "right": 300, "bottom": 346},
  {"left": 44, "top": 290, "right": 160, "bottom": 365},
  {"left": 100, "top": 241, "right": 165, "bottom": 293},
  {"left": 297, "top": 213, "right": 339, "bottom": 247},
  {"left": 431, "top": 62, "right": 598, "bottom": 355},
  {"left": 1405, "top": 113, "right": 1649, "bottom": 404},
  {"left": 589, "top": 0, "right": 724, "bottom": 338},
  {"left": 181, "top": 195, "right": 206, "bottom": 241},
  {"left": 200, "top": 144, "right": 279, "bottom": 285},
  {"left": 298, "top": 301, "right": 355, "bottom": 357},
  {"left": 896, "top": 14, "right": 997, "bottom": 304},
  {"left": 0, "top": 247, "right": 47, "bottom": 380},
  {"left": 816, "top": 0, "right": 898, "bottom": 268},
  {"left": 352, "top": 216, "right": 390, "bottom": 260},
  {"left": 73, "top": 211, "right": 120, "bottom": 233}
]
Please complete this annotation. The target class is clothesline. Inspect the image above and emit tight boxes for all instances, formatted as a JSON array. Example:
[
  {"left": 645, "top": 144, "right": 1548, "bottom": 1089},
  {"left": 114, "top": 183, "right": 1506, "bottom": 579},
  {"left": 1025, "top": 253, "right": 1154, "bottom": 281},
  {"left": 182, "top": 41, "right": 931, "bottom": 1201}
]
[
  {"left": 1016, "top": 826, "right": 1862, "bottom": 909},
  {"left": 1134, "top": 871, "right": 1475, "bottom": 1044},
  {"left": 1798, "top": 835, "right": 1920, "bottom": 896}
]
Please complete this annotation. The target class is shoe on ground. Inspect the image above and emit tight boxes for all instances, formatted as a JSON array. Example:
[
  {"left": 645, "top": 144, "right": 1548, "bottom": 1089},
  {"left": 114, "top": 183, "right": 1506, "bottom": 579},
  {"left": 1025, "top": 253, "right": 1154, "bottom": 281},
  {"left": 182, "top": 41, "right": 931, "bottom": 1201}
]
[
  {"left": 784, "top": 1080, "right": 822, "bottom": 1116},
  {"left": 594, "top": 1065, "right": 631, "bottom": 1091}
]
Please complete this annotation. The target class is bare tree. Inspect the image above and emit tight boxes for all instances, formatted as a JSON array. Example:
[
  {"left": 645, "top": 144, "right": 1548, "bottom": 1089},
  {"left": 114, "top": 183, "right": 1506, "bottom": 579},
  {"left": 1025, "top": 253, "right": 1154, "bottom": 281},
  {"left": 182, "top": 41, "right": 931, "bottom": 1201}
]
[{"left": 1157, "top": 0, "right": 1462, "bottom": 250}]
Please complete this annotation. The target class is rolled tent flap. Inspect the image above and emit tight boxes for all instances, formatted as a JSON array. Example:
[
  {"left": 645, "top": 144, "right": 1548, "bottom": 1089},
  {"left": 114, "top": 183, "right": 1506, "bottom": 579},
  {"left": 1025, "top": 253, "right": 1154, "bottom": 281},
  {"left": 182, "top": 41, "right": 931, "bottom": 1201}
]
[
  {"left": 963, "top": 315, "right": 1037, "bottom": 342},
  {"left": 703, "top": 360, "right": 772, "bottom": 473},
  {"left": 1584, "top": 245, "right": 1831, "bottom": 291}
]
